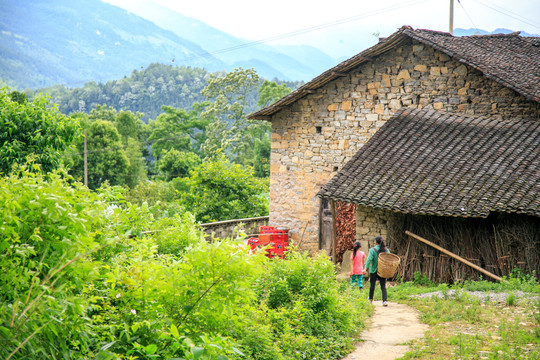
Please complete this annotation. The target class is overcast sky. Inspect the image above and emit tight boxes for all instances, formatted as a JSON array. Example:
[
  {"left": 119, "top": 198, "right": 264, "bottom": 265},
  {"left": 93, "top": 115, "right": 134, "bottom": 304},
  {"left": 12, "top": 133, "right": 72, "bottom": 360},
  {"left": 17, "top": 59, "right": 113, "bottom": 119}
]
[{"left": 105, "top": 0, "right": 540, "bottom": 56}]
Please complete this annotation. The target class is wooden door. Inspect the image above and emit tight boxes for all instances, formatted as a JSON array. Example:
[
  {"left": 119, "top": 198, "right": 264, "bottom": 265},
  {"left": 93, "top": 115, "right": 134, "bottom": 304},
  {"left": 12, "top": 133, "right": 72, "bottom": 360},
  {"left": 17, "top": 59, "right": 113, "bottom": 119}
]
[{"left": 319, "top": 198, "right": 333, "bottom": 255}]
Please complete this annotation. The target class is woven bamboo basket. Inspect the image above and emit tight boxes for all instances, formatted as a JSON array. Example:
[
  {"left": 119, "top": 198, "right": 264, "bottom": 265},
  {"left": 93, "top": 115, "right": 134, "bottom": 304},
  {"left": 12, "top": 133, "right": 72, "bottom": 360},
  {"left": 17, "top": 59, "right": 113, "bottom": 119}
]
[{"left": 377, "top": 253, "right": 401, "bottom": 278}]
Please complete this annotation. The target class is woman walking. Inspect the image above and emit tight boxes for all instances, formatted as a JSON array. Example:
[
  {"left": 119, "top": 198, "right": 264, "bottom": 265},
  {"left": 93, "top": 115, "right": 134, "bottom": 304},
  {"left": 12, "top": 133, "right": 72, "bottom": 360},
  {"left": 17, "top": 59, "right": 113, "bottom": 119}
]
[
  {"left": 350, "top": 241, "right": 367, "bottom": 290},
  {"left": 364, "top": 236, "right": 390, "bottom": 306}
]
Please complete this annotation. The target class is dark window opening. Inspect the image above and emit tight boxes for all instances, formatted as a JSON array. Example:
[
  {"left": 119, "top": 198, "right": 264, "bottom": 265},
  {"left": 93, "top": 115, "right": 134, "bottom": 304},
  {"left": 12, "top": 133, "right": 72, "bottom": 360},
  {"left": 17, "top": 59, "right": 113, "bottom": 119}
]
[
  {"left": 333, "top": 166, "right": 339, "bottom": 172},
  {"left": 316, "top": 126, "right": 322, "bottom": 134}
]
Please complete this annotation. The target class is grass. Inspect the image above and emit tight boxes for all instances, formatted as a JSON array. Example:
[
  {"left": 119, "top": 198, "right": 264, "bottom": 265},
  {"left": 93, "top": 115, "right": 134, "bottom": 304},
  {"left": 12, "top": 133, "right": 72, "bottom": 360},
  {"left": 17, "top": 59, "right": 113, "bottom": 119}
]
[{"left": 383, "top": 272, "right": 540, "bottom": 359}]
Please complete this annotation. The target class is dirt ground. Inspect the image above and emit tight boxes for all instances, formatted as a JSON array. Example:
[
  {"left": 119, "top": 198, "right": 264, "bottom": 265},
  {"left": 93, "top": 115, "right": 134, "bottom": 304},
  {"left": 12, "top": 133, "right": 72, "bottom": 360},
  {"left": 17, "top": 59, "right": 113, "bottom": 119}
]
[{"left": 341, "top": 302, "right": 429, "bottom": 360}]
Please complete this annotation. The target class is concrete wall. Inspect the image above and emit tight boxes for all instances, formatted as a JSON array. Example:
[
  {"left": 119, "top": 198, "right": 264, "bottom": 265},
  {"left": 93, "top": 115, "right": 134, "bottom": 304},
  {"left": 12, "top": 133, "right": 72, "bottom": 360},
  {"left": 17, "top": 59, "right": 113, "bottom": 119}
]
[{"left": 268, "top": 38, "right": 540, "bottom": 254}]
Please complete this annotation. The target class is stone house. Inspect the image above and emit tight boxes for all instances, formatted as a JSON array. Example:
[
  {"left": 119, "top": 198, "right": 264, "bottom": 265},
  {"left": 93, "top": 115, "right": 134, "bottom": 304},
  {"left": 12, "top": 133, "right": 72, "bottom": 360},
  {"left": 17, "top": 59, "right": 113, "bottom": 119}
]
[{"left": 248, "top": 26, "right": 540, "bottom": 280}]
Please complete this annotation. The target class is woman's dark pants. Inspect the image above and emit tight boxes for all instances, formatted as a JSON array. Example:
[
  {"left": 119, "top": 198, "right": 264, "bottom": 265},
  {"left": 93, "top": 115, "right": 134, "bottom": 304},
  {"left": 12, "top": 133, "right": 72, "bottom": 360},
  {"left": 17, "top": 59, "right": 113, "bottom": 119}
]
[{"left": 368, "top": 272, "right": 387, "bottom": 302}]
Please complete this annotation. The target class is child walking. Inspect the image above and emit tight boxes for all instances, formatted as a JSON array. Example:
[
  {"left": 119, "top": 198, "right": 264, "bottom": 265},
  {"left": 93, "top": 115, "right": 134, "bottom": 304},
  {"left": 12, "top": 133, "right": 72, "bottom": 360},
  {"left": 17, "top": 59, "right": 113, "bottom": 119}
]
[{"left": 350, "top": 241, "right": 367, "bottom": 289}]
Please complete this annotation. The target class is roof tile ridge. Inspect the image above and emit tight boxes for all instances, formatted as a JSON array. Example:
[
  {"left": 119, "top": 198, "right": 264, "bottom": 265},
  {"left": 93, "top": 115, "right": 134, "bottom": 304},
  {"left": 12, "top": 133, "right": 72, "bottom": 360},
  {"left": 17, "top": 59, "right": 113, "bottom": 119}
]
[
  {"left": 405, "top": 28, "right": 453, "bottom": 37},
  {"left": 467, "top": 31, "right": 521, "bottom": 38}
]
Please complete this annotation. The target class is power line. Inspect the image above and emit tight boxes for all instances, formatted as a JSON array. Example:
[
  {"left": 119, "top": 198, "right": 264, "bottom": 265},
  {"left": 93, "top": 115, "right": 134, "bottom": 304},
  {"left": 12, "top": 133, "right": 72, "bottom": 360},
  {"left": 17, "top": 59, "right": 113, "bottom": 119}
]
[
  {"left": 176, "top": 0, "right": 430, "bottom": 63},
  {"left": 471, "top": 0, "right": 540, "bottom": 32},
  {"left": 38, "top": 0, "right": 430, "bottom": 88},
  {"left": 457, "top": 0, "right": 481, "bottom": 32}
]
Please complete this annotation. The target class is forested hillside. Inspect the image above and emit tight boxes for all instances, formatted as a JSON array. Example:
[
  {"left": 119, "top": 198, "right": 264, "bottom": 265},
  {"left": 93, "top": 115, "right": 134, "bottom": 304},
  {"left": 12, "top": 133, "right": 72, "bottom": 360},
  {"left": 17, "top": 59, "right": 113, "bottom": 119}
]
[
  {"left": 29, "top": 64, "right": 302, "bottom": 122},
  {"left": 108, "top": 0, "right": 339, "bottom": 82},
  {"left": 1, "top": 0, "right": 336, "bottom": 90},
  {"left": 0, "top": 0, "right": 225, "bottom": 89},
  {"left": 2, "top": 67, "right": 291, "bottom": 220}
]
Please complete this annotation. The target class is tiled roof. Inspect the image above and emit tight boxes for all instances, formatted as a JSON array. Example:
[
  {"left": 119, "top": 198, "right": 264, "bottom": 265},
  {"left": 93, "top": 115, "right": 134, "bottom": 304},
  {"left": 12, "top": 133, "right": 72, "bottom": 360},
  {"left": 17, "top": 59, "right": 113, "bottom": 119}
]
[
  {"left": 317, "top": 108, "right": 540, "bottom": 218},
  {"left": 248, "top": 26, "right": 540, "bottom": 119}
]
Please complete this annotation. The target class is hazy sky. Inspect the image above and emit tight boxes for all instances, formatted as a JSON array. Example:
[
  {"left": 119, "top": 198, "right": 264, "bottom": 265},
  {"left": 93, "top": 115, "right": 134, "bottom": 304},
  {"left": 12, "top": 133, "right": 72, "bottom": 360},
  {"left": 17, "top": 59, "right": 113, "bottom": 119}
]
[{"left": 105, "top": 0, "right": 540, "bottom": 56}]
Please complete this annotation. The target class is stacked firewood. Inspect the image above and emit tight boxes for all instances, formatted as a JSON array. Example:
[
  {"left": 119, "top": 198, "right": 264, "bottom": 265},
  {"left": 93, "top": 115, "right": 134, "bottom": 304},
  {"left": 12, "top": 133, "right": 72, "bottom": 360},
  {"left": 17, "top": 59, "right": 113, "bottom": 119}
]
[
  {"left": 388, "top": 213, "right": 540, "bottom": 283},
  {"left": 335, "top": 201, "right": 357, "bottom": 263}
]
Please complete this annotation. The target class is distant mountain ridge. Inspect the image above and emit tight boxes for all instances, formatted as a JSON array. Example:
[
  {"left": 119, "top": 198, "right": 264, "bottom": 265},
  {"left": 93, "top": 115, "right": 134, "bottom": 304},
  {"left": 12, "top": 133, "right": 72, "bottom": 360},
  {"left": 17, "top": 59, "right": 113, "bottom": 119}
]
[
  {"left": 1, "top": 0, "right": 535, "bottom": 91},
  {"left": 0, "top": 0, "right": 337, "bottom": 89},
  {"left": 110, "top": 0, "right": 339, "bottom": 82},
  {"left": 0, "top": 0, "right": 227, "bottom": 89},
  {"left": 454, "top": 27, "right": 538, "bottom": 37}
]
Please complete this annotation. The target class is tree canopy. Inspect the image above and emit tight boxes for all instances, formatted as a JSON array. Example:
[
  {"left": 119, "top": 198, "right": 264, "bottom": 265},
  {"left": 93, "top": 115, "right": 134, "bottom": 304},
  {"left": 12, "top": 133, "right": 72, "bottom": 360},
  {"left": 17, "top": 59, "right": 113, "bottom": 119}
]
[{"left": 0, "top": 87, "right": 80, "bottom": 174}]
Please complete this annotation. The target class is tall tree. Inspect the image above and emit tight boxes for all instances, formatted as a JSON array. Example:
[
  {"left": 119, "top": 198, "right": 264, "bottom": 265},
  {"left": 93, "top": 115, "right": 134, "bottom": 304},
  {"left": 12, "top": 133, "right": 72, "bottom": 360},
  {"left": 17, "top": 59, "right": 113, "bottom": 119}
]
[
  {"left": 115, "top": 110, "right": 144, "bottom": 145},
  {"left": 200, "top": 68, "right": 270, "bottom": 170},
  {"left": 148, "top": 104, "right": 210, "bottom": 158},
  {"left": 201, "top": 67, "right": 260, "bottom": 122},
  {"left": 71, "top": 120, "right": 129, "bottom": 189},
  {"left": 157, "top": 149, "right": 201, "bottom": 180},
  {"left": 257, "top": 80, "right": 291, "bottom": 107},
  {"left": 0, "top": 87, "right": 80, "bottom": 174}
]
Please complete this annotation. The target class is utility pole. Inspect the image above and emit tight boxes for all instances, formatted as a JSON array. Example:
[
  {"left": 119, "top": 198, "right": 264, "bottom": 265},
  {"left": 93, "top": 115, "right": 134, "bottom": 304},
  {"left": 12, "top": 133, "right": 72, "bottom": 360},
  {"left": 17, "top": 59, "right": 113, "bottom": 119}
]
[
  {"left": 449, "top": 0, "right": 454, "bottom": 35},
  {"left": 84, "top": 129, "right": 88, "bottom": 187}
]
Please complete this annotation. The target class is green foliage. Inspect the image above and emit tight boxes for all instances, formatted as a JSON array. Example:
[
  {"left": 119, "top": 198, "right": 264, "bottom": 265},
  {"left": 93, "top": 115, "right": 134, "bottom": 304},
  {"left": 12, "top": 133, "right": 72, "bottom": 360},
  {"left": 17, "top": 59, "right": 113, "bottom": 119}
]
[
  {"left": 202, "top": 67, "right": 260, "bottom": 123},
  {"left": 124, "top": 180, "right": 178, "bottom": 207},
  {"left": 200, "top": 68, "right": 271, "bottom": 170},
  {"left": 257, "top": 80, "right": 291, "bottom": 107},
  {"left": 1, "top": 169, "right": 370, "bottom": 359},
  {"left": 461, "top": 269, "right": 540, "bottom": 293},
  {"left": 148, "top": 104, "right": 210, "bottom": 158},
  {"left": 31, "top": 64, "right": 213, "bottom": 122},
  {"left": 115, "top": 110, "right": 144, "bottom": 145},
  {"left": 247, "top": 251, "right": 371, "bottom": 360},
  {"left": 158, "top": 148, "right": 201, "bottom": 180},
  {"left": 124, "top": 137, "right": 148, "bottom": 188},
  {"left": 0, "top": 87, "right": 80, "bottom": 175},
  {"left": 9, "top": 90, "right": 28, "bottom": 104},
  {"left": 150, "top": 213, "right": 201, "bottom": 255},
  {"left": 413, "top": 271, "right": 435, "bottom": 287},
  {"left": 69, "top": 107, "right": 148, "bottom": 189},
  {"left": 0, "top": 167, "right": 107, "bottom": 359},
  {"left": 180, "top": 155, "right": 269, "bottom": 222},
  {"left": 71, "top": 119, "right": 129, "bottom": 189}
]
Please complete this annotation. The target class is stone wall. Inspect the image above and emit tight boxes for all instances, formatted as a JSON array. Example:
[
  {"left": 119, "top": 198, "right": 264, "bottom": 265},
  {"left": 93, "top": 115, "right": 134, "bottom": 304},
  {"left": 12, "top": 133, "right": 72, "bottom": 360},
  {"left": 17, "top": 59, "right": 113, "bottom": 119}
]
[
  {"left": 200, "top": 216, "right": 269, "bottom": 240},
  {"left": 355, "top": 205, "right": 391, "bottom": 251},
  {"left": 268, "top": 38, "right": 540, "bottom": 254}
]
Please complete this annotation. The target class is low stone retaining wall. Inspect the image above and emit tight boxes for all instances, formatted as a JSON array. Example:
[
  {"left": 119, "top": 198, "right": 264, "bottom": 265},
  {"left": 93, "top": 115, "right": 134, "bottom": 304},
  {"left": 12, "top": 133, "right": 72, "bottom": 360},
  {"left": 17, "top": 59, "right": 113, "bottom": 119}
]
[{"left": 200, "top": 216, "right": 270, "bottom": 240}]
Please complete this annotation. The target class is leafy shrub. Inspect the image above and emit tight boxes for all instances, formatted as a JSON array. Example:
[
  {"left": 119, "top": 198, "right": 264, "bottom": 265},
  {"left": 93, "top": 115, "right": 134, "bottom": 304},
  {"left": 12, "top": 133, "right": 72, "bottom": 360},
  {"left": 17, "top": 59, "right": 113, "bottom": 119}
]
[
  {"left": 0, "top": 87, "right": 80, "bottom": 174},
  {"left": 0, "top": 167, "right": 107, "bottom": 359},
  {"left": 1, "top": 167, "right": 368, "bottom": 360},
  {"left": 248, "top": 250, "right": 371, "bottom": 359},
  {"left": 179, "top": 155, "right": 269, "bottom": 222},
  {"left": 413, "top": 271, "right": 434, "bottom": 286}
]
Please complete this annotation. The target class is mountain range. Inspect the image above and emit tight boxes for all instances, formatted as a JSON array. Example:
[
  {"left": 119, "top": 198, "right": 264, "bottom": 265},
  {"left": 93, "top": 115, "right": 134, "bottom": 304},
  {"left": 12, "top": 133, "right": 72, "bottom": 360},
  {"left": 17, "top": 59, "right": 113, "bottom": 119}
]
[
  {"left": 1, "top": 0, "right": 537, "bottom": 91},
  {"left": 0, "top": 0, "right": 337, "bottom": 89}
]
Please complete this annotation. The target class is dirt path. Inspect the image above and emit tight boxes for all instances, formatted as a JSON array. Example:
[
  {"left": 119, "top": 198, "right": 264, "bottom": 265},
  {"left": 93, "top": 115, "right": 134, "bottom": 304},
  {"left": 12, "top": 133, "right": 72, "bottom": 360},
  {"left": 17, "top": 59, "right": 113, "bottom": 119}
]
[{"left": 342, "top": 302, "right": 429, "bottom": 360}]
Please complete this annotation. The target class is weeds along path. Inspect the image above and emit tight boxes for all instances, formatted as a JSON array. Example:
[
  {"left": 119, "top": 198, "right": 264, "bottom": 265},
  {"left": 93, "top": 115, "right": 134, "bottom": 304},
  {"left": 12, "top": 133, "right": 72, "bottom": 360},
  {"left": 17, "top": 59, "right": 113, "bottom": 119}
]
[{"left": 342, "top": 302, "right": 428, "bottom": 360}]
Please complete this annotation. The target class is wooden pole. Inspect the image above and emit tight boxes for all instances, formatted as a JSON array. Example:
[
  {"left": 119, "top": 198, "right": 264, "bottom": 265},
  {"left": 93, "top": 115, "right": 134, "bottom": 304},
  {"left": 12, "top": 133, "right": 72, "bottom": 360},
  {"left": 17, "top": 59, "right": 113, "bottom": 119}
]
[
  {"left": 331, "top": 200, "right": 337, "bottom": 263},
  {"left": 405, "top": 230, "right": 502, "bottom": 282},
  {"left": 449, "top": 0, "right": 454, "bottom": 35},
  {"left": 84, "top": 129, "right": 88, "bottom": 187}
]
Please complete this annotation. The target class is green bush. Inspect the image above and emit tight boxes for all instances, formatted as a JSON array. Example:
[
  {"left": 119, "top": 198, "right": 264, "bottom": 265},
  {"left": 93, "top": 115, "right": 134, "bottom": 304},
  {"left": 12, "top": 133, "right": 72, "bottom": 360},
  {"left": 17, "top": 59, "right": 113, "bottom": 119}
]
[
  {"left": 1, "top": 168, "right": 369, "bottom": 360},
  {"left": 248, "top": 251, "right": 371, "bottom": 359},
  {"left": 0, "top": 167, "right": 107, "bottom": 359},
  {"left": 179, "top": 155, "right": 269, "bottom": 222},
  {"left": 413, "top": 271, "right": 434, "bottom": 287},
  {"left": 0, "top": 87, "right": 80, "bottom": 175}
]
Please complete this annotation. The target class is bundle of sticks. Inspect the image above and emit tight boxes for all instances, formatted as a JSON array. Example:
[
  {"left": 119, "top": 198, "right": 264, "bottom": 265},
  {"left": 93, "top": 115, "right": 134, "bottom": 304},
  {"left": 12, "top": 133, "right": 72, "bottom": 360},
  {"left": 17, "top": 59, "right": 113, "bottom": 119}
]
[{"left": 388, "top": 213, "right": 539, "bottom": 283}]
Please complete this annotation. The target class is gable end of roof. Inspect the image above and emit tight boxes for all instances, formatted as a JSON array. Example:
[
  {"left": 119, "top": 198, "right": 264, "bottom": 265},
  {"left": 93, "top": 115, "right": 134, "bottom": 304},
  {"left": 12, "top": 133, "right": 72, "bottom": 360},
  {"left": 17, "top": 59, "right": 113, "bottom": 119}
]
[{"left": 248, "top": 26, "right": 540, "bottom": 120}]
